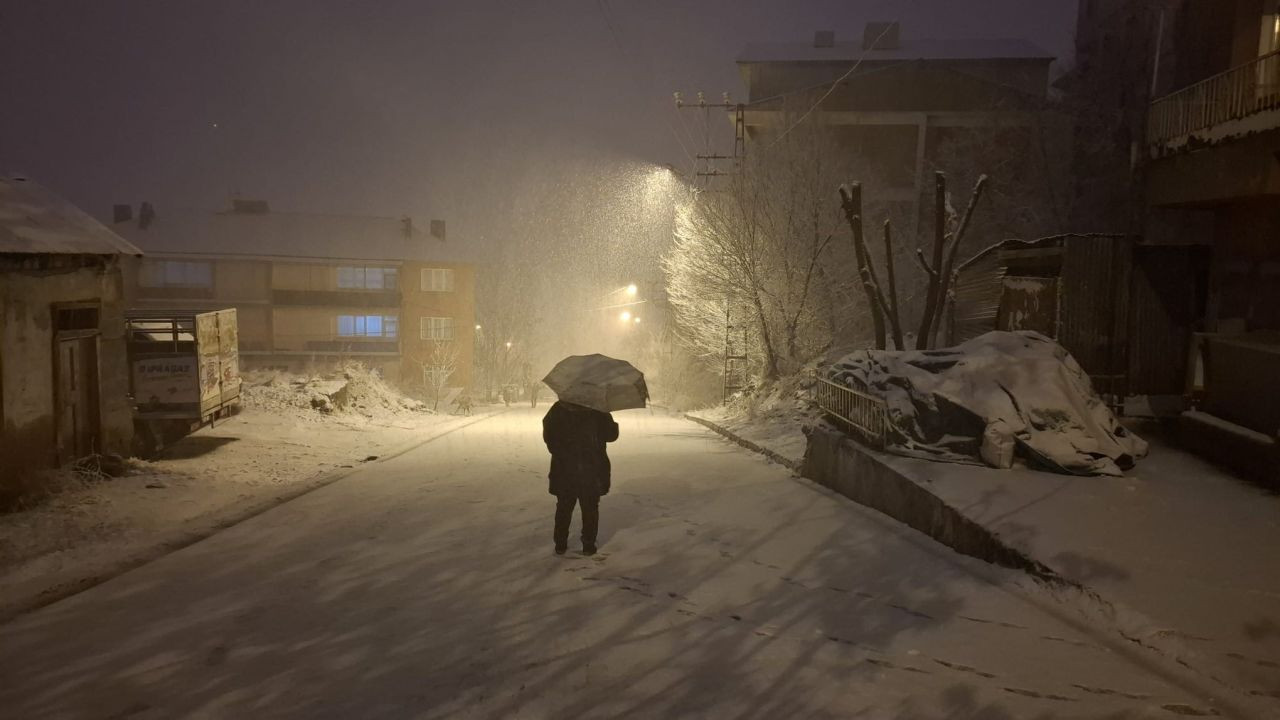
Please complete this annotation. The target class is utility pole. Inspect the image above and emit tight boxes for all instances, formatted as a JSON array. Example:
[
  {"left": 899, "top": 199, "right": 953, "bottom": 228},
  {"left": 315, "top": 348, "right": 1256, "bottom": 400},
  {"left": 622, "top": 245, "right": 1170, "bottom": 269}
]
[
  {"left": 673, "top": 91, "right": 744, "bottom": 187},
  {"left": 675, "top": 91, "right": 752, "bottom": 402}
]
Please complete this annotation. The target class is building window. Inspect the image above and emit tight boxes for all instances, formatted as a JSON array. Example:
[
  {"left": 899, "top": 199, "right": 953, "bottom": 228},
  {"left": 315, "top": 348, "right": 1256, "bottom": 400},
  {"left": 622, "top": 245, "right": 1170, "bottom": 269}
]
[
  {"left": 337, "top": 266, "right": 398, "bottom": 290},
  {"left": 139, "top": 259, "right": 213, "bottom": 288},
  {"left": 420, "top": 316, "right": 453, "bottom": 340},
  {"left": 421, "top": 267, "right": 455, "bottom": 292},
  {"left": 337, "top": 315, "right": 398, "bottom": 338}
]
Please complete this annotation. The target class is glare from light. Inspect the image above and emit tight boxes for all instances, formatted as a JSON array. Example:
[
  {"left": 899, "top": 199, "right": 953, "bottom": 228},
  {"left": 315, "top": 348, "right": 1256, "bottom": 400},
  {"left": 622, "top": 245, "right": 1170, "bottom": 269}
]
[
  {"left": 634, "top": 316, "right": 641, "bottom": 324},
  {"left": 505, "top": 341, "right": 512, "bottom": 349},
  {"left": 475, "top": 324, "right": 482, "bottom": 330},
  {"left": 620, "top": 311, "right": 632, "bottom": 322},
  {"left": 626, "top": 283, "right": 638, "bottom": 296}
]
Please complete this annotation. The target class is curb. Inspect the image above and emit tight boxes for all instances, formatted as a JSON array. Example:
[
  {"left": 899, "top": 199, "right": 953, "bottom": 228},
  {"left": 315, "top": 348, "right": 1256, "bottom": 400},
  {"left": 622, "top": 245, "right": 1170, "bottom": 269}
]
[
  {"left": 0, "top": 408, "right": 507, "bottom": 625},
  {"left": 683, "top": 414, "right": 802, "bottom": 473}
]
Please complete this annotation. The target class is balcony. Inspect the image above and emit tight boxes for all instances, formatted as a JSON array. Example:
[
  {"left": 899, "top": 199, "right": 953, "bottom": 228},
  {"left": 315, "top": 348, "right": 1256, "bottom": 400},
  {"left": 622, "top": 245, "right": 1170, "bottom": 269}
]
[{"left": 1148, "top": 50, "right": 1280, "bottom": 155}]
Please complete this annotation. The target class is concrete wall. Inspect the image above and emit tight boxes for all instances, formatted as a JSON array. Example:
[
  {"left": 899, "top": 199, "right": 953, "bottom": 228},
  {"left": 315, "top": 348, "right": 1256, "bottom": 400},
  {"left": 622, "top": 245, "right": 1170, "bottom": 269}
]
[
  {"left": 0, "top": 256, "right": 134, "bottom": 496},
  {"left": 400, "top": 262, "right": 476, "bottom": 390}
]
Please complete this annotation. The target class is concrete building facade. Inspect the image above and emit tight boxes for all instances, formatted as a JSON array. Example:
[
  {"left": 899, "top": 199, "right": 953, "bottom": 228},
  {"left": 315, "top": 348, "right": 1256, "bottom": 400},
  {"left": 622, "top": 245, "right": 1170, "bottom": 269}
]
[
  {"left": 1068, "top": 0, "right": 1280, "bottom": 480},
  {"left": 115, "top": 201, "right": 475, "bottom": 393},
  {"left": 737, "top": 25, "right": 1056, "bottom": 241},
  {"left": 0, "top": 178, "right": 141, "bottom": 503}
]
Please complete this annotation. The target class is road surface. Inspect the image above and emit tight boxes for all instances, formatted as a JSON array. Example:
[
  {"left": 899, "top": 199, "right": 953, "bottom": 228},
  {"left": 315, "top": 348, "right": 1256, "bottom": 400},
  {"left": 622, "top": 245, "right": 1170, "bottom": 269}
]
[{"left": 0, "top": 409, "right": 1222, "bottom": 718}]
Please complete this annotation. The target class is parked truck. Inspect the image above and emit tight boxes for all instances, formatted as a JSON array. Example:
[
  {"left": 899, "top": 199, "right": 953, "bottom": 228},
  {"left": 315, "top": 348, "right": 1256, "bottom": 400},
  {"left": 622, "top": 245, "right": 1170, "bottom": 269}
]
[{"left": 125, "top": 308, "right": 241, "bottom": 453}]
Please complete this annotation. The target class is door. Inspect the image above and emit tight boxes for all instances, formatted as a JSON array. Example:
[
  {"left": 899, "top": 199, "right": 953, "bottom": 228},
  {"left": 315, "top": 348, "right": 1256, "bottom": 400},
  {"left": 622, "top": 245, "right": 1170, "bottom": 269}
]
[
  {"left": 996, "top": 276, "right": 1059, "bottom": 337},
  {"left": 56, "top": 335, "right": 100, "bottom": 464}
]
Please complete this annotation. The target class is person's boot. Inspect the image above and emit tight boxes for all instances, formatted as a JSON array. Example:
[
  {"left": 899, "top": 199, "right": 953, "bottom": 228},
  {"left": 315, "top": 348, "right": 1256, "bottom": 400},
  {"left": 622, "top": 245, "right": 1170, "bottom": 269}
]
[
  {"left": 554, "top": 544, "right": 567, "bottom": 555},
  {"left": 581, "top": 544, "right": 597, "bottom": 556}
]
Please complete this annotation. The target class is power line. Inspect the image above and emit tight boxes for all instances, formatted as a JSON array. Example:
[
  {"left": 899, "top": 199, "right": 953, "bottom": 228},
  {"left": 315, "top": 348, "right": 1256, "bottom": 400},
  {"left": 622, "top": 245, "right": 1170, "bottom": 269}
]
[
  {"left": 595, "top": 0, "right": 697, "bottom": 170},
  {"left": 767, "top": 19, "right": 902, "bottom": 148}
]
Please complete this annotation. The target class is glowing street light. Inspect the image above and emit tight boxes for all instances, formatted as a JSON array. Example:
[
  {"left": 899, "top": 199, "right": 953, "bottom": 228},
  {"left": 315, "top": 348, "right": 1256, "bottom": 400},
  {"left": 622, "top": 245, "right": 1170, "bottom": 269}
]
[
  {"left": 505, "top": 341, "right": 512, "bottom": 349},
  {"left": 633, "top": 316, "right": 641, "bottom": 324},
  {"left": 620, "top": 310, "right": 632, "bottom": 322},
  {"left": 475, "top": 324, "right": 482, "bottom": 330},
  {"left": 626, "top": 283, "right": 638, "bottom": 296}
]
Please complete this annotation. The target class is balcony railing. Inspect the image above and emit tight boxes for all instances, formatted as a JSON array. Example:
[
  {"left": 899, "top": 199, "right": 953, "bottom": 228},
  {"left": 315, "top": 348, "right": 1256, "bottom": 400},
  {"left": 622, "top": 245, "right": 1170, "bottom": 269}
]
[
  {"left": 811, "top": 376, "right": 889, "bottom": 449},
  {"left": 1148, "top": 50, "right": 1280, "bottom": 147}
]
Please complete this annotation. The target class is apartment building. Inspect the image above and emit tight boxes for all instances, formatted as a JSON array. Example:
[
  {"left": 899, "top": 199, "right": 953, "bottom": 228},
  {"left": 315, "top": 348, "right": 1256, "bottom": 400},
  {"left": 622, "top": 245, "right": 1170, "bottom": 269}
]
[
  {"left": 115, "top": 200, "right": 474, "bottom": 389},
  {"left": 1069, "top": 0, "right": 1280, "bottom": 480}
]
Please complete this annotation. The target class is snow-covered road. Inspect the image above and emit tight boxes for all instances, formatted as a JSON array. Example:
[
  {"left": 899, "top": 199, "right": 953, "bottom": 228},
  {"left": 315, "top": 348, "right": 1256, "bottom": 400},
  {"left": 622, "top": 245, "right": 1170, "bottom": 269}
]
[{"left": 0, "top": 409, "right": 1221, "bottom": 718}]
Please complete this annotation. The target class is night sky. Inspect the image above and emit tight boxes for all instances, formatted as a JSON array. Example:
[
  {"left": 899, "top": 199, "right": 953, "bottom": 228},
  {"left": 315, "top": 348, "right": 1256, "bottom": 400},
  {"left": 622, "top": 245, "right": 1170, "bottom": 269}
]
[{"left": 1, "top": 1, "right": 1077, "bottom": 247}]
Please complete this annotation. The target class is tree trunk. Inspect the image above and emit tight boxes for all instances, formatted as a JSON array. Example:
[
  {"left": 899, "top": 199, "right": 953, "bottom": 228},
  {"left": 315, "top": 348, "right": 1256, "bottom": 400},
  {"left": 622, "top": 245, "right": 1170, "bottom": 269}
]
[
  {"left": 839, "top": 183, "right": 886, "bottom": 349},
  {"left": 915, "top": 172, "right": 947, "bottom": 350}
]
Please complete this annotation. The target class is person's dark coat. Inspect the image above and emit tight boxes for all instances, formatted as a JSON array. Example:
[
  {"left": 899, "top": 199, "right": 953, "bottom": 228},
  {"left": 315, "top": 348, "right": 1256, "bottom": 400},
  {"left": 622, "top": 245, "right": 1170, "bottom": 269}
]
[{"left": 542, "top": 400, "right": 619, "bottom": 499}]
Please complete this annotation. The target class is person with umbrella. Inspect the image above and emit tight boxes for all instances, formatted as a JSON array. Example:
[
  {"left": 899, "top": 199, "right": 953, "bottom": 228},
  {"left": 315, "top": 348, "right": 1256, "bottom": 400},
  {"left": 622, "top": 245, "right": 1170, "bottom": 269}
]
[{"left": 541, "top": 354, "right": 648, "bottom": 556}]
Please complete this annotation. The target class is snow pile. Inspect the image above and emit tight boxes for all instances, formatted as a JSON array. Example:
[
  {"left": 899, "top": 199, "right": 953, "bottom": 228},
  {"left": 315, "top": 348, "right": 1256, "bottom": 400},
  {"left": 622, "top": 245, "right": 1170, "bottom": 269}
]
[
  {"left": 241, "top": 364, "right": 429, "bottom": 421},
  {"left": 698, "top": 375, "right": 819, "bottom": 465},
  {"left": 828, "top": 331, "right": 1147, "bottom": 476}
]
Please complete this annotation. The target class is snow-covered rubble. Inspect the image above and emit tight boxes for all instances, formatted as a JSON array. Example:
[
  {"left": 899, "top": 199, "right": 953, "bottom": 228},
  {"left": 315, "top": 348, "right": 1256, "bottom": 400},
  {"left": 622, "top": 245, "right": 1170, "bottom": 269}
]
[{"left": 241, "top": 364, "right": 429, "bottom": 421}]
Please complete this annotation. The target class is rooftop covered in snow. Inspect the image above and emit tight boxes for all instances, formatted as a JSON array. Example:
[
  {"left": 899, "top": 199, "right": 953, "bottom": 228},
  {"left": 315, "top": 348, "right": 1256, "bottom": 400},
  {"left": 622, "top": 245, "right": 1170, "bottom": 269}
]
[
  {"left": 0, "top": 177, "right": 142, "bottom": 257},
  {"left": 113, "top": 204, "right": 468, "bottom": 265},
  {"left": 738, "top": 36, "right": 1053, "bottom": 65}
]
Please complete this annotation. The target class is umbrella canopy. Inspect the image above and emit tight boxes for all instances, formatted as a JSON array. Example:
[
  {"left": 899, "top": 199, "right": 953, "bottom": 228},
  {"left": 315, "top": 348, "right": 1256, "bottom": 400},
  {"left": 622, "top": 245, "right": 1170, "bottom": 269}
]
[{"left": 542, "top": 354, "right": 648, "bottom": 413}]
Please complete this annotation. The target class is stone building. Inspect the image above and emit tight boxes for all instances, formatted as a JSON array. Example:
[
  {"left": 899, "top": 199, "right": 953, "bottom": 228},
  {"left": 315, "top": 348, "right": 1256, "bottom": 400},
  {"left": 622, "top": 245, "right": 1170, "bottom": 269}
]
[{"left": 0, "top": 177, "right": 141, "bottom": 503}]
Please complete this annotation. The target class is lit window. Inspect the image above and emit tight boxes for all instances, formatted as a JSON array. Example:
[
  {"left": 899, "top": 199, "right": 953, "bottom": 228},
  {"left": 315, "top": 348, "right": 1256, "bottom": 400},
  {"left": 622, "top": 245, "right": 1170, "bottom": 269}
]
[
  {"left": 420, "top": 316, "right": 454, "bottom": 340},
  {"left": 337, "top": 314, "right": 398, "bottom": 337},
  {"left": 421, "top": 268, "right": 455, "bottom": 292}
]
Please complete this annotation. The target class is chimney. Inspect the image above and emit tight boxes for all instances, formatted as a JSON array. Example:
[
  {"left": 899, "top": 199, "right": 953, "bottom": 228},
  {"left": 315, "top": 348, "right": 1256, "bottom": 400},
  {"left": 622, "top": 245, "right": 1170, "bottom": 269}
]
[
  {"left": 231, "top": 198, "right": 270, "bottom": 214},
  {"left": 113, "top": 204, "right": 133, "bottom": 224},
  {"left": 429, "top": 219, "right": 446, "bottom": 241},
  {"left": 863, "top": 21, "right": 900, "bottom": 50},
  {"left": 138, "top": 201, "right": 156, "bottom": 229},
  {"left": 813, "top": 30, "right": 835, "bottom": 48}
]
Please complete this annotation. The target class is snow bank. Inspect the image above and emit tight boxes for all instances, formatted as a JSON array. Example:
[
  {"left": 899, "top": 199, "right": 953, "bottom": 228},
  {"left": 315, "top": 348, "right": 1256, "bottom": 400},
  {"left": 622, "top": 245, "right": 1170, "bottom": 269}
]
[
  {"left": 241, "top": 364, "right": 429, "bottom": 422},
  {"left": 828, "top": 331, "right": 1147, "bottom": 476}
]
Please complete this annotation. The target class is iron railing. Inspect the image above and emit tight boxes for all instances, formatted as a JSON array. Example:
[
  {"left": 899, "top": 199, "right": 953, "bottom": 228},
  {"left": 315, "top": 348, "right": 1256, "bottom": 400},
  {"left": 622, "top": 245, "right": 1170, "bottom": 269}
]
[
  {"left": 1148, "top": 50, "right": 1280, "bottom": 146},
  {"left": 811, "top": 376, "right": 889, "bottom": 449}
]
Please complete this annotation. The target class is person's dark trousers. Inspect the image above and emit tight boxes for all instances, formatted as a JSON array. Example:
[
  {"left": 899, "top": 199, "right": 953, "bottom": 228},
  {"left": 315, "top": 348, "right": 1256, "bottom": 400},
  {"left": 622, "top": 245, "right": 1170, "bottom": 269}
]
[{"left": 554, "top": 494, "right": 599, "bottom": 550}]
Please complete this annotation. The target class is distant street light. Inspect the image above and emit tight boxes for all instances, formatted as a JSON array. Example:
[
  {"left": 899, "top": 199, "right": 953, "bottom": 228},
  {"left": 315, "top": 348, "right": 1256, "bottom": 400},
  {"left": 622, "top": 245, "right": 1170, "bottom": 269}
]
[
  {"left": 626, "top": 283, "right": 638, "bottom": 296},
  {"left": 634, "top": 316, "right": 641, "bottom": 324},
  {"left": 505, "top": 341, "right": 512, "bottom": 349},
  {"left": 620, "top": 310, "right": 632, "bottom": 322},
  {"left": 475, "top": 324, "right": 482, "bottom": 330}
]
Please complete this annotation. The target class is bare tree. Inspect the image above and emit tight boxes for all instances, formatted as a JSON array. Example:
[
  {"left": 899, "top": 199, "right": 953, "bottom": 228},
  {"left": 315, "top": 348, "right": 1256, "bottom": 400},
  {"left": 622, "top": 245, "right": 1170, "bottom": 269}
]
[
  {"left": 663, "top": 118, "right": 856, "bottom": 383},
  {"left": 841, "top": 171, "right": 988, "bottom": 351},
  {"left": 415, "top": 340, "right": 460, "bottom": 412}
]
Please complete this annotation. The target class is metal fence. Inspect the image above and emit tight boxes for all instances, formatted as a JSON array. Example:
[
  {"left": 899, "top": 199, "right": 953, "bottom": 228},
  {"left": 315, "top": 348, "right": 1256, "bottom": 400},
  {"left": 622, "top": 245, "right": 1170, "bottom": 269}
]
[
  {"left": 811, "top": 377, "right": 889, "bottom": 449},
  {"left": 1148, "top": 50, "right": 1280, "bottom": 146}
]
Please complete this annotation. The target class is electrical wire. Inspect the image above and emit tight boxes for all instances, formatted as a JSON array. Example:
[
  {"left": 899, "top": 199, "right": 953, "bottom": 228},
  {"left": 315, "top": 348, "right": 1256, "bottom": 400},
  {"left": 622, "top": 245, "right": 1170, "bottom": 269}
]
[{"left": 596, "top": 0, "right": 698, "bottom": 171}]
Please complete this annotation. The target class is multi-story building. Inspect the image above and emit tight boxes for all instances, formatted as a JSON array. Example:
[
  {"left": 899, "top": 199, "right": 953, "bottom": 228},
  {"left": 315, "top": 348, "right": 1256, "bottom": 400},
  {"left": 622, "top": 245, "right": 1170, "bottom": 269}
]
[
  {"left": 737, "top": 24, "right": 1056, "bottom": 239},
  {"left": 114, "top": 199, "right": 475, "bottom": 390},
  {"left": 1069, "top": 0, "right": 1280, "bottom": 480}
]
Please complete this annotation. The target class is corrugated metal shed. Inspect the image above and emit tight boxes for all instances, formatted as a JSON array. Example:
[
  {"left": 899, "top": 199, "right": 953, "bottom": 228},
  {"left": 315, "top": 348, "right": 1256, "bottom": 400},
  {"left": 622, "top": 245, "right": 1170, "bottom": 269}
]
[{"left": 0, "top": 177, "right": 142, "bottom": 256}]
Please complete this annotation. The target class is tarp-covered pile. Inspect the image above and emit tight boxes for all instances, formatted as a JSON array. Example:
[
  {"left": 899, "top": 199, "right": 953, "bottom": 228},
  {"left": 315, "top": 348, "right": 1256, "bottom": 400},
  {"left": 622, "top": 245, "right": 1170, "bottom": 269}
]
[{"left": 827, "top": 331, "right": 1146, "bottom": 476}]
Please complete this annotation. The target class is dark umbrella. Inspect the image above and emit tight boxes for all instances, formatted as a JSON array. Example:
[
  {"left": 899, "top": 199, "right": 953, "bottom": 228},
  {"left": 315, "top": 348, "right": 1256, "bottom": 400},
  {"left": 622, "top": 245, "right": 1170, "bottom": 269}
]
[{"left": 542, "top": 354, "right": 648, "bottom": 413}]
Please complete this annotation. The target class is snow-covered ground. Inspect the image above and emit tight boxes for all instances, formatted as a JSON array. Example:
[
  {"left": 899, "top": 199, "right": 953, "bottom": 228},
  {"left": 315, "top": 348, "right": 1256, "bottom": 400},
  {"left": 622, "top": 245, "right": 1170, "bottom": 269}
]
[
  {"left": 691, "top": 382, "right": 816, "bottom": 465},
  {"left": 0, "top": 408, "right": 1226, "bottom": 717},
  {"left": 0, "top": 368, "right": 497, "bottom": 620}
]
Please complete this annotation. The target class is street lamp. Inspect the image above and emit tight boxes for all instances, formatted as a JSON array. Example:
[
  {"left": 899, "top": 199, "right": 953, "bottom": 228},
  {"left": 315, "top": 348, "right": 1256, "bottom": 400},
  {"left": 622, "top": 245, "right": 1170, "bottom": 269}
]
[
  {"left": 475, "top": 324, "right": 482, "bottom": 331},
  {"left": 626, "top": 283, "right": 638, "bottom": 296},
  {"left": 505, "top": 341, "right": 512, "bottom": 349},
  {"left": 620, "top": 310, "right": 632, "bottom": 322}
]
